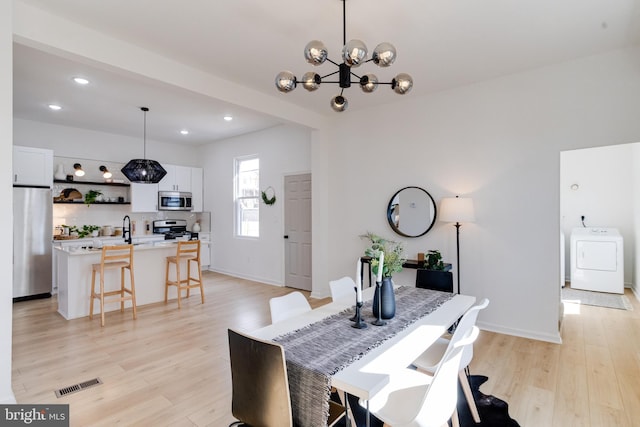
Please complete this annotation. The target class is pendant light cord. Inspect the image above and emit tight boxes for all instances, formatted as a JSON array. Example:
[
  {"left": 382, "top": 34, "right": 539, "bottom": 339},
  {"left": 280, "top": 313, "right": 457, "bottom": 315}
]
[
  {"left": 342, "top": 0, "right": 346, "bottom": 46},
  {"left": 141, "top": 106, "right": 149, "bottom": 159}
]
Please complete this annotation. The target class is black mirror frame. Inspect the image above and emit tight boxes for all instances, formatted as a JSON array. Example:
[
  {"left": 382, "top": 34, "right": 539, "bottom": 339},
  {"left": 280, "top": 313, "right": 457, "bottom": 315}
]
[{"left": 387, "top": 186, "right": 437, "bottom": 238}]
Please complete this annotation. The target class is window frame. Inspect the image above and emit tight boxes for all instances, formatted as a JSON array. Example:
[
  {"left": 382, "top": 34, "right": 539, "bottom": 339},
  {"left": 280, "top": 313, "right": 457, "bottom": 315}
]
[{"left": 234, "top": 155, "right": 260, "bottom": 238}]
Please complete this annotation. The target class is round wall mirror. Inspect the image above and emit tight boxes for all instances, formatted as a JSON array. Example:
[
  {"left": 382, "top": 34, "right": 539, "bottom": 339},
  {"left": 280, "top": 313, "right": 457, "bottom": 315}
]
[{"left": 387, "top": 186, "right": 437, "bottom": 238}]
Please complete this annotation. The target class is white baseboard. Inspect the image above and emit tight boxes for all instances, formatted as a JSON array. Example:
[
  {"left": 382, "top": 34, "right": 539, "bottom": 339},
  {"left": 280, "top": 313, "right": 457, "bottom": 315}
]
[
  {"left": 477, "top": 321, "right": 563, "bottom": 344},
  {"left": 206, "top": 267, "right": 284, "bottom": 287}
]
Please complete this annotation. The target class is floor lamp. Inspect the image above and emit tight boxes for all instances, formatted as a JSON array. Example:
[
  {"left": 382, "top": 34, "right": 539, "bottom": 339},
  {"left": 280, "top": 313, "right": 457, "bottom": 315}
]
[{"left": 439, "top": 196, "right": 475, "bottom": 294}]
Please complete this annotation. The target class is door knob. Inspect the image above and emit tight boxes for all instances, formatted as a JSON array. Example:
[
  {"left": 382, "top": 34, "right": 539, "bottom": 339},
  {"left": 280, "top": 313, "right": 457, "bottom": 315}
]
[{"left": 284, "top": 235, "right": 289, "bottom": 239}]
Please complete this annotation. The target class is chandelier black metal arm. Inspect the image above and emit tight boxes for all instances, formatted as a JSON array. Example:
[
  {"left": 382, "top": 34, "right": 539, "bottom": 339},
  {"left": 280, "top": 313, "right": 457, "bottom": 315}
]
[{"left": 275, "top": 0, "right": 413, "bottom": 112}]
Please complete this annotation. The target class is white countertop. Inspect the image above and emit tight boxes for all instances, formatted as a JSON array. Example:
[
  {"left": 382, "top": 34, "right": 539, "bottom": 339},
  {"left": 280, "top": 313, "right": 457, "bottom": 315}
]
[{"left": 54, "top": 238, "right": 209, "bottom": 255}]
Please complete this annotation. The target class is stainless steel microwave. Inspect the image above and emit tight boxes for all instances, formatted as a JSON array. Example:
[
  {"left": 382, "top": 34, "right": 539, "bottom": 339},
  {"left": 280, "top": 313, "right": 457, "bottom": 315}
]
[{"left": 158, "top": 191, "right": 192, "bottom": 211}]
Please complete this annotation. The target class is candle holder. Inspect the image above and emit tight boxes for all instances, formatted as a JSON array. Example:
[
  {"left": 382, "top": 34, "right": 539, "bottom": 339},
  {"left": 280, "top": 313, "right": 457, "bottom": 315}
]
[
  {"left": 351, "top": 301, "right": 367, "bottom": 329},
  {"left": 372, "top": 281, "right": 387, "bottom": 326},
  {"left": 349, "top": 285, "right": 358, "bottom": 321}
]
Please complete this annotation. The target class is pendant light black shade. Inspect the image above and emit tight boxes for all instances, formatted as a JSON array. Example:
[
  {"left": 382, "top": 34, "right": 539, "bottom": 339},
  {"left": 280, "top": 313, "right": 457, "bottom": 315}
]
[
  {"left": 121, "top": 159, "right": 166, "bottom": 183},
  {"left": 121, "top": 107, "right": 167, "bottom": 183}
]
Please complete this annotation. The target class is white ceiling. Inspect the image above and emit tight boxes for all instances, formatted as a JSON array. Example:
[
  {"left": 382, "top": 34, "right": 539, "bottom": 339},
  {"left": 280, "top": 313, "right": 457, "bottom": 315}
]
[{"left": 13, "top": 0, "right": 640, "bottom": 145}]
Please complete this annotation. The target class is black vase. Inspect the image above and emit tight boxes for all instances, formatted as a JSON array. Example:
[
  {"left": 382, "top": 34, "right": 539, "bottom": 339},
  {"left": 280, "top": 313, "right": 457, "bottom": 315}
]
[{"left": 373, "top": 277, "right": 396, "bottom": 319}]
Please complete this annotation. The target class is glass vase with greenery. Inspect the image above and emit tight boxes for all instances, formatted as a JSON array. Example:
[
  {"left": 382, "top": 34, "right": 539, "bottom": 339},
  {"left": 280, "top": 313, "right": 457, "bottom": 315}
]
[{"left": 361, "top": 232, "right": 406, "bottom": 278}]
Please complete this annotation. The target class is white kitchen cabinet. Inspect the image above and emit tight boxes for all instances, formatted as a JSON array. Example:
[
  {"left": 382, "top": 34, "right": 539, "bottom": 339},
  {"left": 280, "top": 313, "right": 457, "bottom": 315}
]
[
  {"left": 199, "top": 232, "right": 211, "bottom": 269},
  {"left": 13, "top": 146, "right": 53, "bottom": 187},
  {"left": 158, "top": 164, "right": 191, "bottom": 192},
  {"left": 191, "top": 167, "right": 203, "bottom": 212},
  {"left": 130, "top": 183, "right": 159, "bottom": 212}
]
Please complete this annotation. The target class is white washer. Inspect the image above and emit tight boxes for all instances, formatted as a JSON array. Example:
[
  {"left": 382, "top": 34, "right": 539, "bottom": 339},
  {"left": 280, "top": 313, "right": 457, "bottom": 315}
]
[{"left": 570, "top": 227, "right": 623, "bottom": 294}]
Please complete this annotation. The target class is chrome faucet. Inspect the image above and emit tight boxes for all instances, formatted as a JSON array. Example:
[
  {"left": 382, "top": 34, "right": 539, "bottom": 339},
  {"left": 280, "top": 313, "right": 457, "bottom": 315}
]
[{"left": 123, "top": 215, "right": 132, "bottom": 244}]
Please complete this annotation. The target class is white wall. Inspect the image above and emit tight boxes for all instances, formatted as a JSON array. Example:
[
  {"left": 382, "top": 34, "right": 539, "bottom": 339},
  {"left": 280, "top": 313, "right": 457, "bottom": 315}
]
[
  {"left": 560, "top": 144, "right": 635, "bottom": 285},
  {"left": 200, "top": 125, "right": 311, "bottom": 285},
  {"left": 1, "top": 0, "right": 15, "bottom": 404},
  {"left": 312, "top": 46, "right": 640, "bottom": 343}
]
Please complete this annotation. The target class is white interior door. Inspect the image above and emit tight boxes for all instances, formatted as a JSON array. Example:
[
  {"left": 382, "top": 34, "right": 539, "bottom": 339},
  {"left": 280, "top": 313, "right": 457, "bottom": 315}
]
[{"left": 284, "top": 173, "right": 312, "bottom": 291}]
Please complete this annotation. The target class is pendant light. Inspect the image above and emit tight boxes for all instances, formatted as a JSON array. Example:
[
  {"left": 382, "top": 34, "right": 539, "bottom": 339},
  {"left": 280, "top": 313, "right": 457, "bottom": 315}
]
[{"left": 121, "top": 107, "right": 167, "bottom": 184}]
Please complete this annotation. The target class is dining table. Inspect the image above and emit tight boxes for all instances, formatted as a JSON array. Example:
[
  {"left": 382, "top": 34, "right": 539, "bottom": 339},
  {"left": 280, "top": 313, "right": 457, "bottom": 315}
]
[{"left": 250, "top": 284, "right": 476, "bottom": 427}]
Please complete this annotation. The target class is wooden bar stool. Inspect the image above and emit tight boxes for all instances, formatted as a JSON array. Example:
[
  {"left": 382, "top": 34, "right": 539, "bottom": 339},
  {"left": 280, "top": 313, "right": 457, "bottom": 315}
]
[
  {"left": 164, "top": 240, "right": 204, "bottom": 308},
  {"left": 89, "top": 244, "right": 136, "bottom": 327}
]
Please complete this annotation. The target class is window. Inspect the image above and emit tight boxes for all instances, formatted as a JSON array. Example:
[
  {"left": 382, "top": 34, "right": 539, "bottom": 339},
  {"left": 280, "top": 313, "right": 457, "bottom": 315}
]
[{"left": 235, "top": 156, "right": 259, "bottom": 237}]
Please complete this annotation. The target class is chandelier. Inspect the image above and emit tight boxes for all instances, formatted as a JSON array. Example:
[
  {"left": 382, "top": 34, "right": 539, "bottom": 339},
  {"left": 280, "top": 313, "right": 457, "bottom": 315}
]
[{"left": 275, "top": 0, "right": 413, "bottom": 112}]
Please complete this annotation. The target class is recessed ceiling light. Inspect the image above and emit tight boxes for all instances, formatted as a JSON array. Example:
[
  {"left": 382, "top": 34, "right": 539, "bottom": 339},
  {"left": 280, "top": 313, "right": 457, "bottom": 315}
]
[
  {"left": 223, "top": 115, "right": 233, "bottom": 122},
  {"left": 73, "top": 77, "right": 90, "bottom": 85},
  {"left": 48, "top": 104, "right": 62, "bottom": 111},
  {"left": 180, "top": 129, "right": 189, "bottom": 135}
]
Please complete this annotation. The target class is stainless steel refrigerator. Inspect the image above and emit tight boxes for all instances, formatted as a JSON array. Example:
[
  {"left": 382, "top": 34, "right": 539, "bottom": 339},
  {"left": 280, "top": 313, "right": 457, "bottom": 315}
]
[{"left": 13, "top": 186, "right": 52, "bottom": 299}]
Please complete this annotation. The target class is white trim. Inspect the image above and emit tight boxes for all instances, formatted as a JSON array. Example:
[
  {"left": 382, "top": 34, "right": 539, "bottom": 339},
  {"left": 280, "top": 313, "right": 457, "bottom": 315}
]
[
  {"left": 477, "top": 321, "right": 563, "bottom": 344},
  {"left": 207, "top": 267, "right": 284, "bottom": 288}
]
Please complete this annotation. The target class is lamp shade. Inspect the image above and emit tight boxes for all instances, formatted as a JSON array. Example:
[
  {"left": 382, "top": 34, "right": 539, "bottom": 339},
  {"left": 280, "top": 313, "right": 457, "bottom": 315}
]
[
  {"left": 121, "top": 106, "right": 167, "bottom": 184},
  {"left": 121, "top": 159, "right": 167, "bottom": 184},
  {"left": 439, "top": 197, "right": 475, "bottom": 223}
]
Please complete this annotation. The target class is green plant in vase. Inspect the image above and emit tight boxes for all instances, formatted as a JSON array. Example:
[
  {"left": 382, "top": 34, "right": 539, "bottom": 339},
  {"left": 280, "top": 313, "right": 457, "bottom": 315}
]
[
  {"left": 84, "top": 189, "right": 102, "bottom": 206},
  {"left": 361, "top": 232, "right": 405, "bottom": 320},
  {"left": 73, "top": 225, "right": 100, "bottom": 238},
  {"left": 423, "top": 250, "right": 445, "bottom": 270}
]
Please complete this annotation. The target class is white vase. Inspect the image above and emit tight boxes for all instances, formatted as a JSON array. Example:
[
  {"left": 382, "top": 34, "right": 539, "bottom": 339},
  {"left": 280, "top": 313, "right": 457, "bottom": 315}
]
[
  {"left": 54, "top": 164, "right": 66, "bottom": 180},
  {"left": 192, "top": 222, "right": 201, "bottom": 233}
]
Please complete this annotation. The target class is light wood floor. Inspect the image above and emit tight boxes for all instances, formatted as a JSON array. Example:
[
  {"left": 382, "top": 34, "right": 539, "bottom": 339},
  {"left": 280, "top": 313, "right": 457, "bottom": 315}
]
[{"left": 11, "top": 272, "right": 640, "bottom": 426}]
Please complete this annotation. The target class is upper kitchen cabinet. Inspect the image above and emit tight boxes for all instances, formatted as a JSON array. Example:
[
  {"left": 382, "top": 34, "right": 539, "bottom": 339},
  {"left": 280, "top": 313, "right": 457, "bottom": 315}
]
[
  {"left": 158, "top": 164, "right": 191, "bottom": 192},
  {"left": 130, "top": 183, "right": 159, "bottom": 212},
  {"left": 191, "top": 167, "right": 203, "bottom": 212},
  {"left": 13, "top": 146, "right": 53, "bottom": 187},
  {"left": 137, "top": 164, "right": 203, "bottom": 212}
]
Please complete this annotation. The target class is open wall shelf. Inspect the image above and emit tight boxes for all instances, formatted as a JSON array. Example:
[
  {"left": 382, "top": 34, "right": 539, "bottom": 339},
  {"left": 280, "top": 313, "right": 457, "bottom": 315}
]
[{"left": 54, "top": 179, "right": 130, "bottom": 187}]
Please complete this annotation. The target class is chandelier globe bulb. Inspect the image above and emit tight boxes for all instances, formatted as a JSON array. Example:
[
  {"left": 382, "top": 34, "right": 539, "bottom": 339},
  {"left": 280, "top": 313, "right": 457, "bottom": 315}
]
[
  {"left": 360, "top": 74, "right": 379, "bottom": 93},
  {"left": 342, "top": 39, "right": 368, "bottom": 67},
  {"left": 304, "top": 40, "right": 328, "bottom": 65},
  {"left": 330, "top": 95, "right": 348, "bottom": 112},
  {"left": 392, "top": 73, "right": 414, "bottom": 94},
  {"left": 372, "top": 42, "right": 397, "bottom": 67},
  {"left": 302, "top": 72, "right": 321, "bottom": 91},
  {"left": 275, "top": 71, "right": 297, "bottom": 92}
]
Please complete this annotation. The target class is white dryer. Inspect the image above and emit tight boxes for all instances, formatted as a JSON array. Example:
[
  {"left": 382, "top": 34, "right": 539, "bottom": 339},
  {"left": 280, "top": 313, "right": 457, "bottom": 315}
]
[{"left": 570, "top": 227, "right": 624, "bottom": 294}]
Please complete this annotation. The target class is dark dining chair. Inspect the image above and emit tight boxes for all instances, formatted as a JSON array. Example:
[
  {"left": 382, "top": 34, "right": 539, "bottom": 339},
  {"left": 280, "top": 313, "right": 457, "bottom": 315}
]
[{"left": 227, "top": 328, "right": 346, "bottom": 427}]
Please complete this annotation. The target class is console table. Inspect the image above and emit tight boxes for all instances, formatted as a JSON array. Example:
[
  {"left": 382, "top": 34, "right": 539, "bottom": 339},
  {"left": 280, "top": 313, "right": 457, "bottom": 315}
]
[
  {"left": 402, "top": 259, "right": 452, "bottom": 270},
  {"left": 404, "top": 260, "right": 454, "bottom": 292}
]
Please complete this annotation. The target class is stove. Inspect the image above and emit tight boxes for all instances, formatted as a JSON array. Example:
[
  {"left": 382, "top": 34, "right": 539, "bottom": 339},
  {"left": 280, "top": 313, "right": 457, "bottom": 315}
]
[{"left": 152, "top": 219, "right": 190, "bottom": 240}]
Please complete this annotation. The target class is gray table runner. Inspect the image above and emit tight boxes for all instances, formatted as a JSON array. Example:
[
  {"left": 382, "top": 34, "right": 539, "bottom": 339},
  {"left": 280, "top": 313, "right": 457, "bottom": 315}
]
[{"left": 274, "top": 286, "right": 454, "bottom": 427}]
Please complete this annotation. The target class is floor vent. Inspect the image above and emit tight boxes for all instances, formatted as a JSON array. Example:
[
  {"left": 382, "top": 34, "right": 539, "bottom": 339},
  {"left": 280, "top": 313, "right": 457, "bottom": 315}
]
[{"left": 55, "top": 377, "right": 103, "bottom": 398}]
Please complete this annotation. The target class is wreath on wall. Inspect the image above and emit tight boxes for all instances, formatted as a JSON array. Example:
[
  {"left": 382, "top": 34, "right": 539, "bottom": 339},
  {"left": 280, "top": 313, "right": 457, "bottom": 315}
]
[{"left": 261, "top": 186, "right": 276, "bottom": 206}]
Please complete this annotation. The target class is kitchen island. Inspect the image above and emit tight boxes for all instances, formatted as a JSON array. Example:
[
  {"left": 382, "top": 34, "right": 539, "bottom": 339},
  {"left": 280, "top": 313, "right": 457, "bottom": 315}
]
[{"left": 55, "top": 241, "right": 194, "bottom": 320}]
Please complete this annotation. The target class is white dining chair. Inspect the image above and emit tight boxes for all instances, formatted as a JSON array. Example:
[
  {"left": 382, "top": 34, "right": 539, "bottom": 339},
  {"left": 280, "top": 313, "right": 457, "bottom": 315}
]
[
  {"left": 412, "top": 298, "right": 490, "bottom": 423},
  {"left": 362, "top": 326, "right": 480, "bottom": 427},
  {"left": 329, "top": 276, "right": 356, "bottom": 302},
  {"left": 269, "top": 291, "right": 312, "bottom": 324}
]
